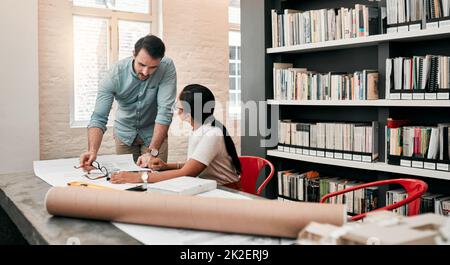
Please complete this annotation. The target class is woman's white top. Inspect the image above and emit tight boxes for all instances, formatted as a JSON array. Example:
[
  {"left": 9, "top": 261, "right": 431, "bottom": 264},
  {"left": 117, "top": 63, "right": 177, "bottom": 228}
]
[{"left": 187, "top": 123, "right": 240, "bottom": 185}]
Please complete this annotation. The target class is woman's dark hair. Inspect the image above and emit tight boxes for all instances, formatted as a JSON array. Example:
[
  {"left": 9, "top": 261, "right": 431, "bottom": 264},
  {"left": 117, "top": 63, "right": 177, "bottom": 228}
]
[
  {"left": 179, "top": 84, "right": 242, "bottom": 175},
  {"left": 134, "top": 35, "right": 165, "bottom": 59}
]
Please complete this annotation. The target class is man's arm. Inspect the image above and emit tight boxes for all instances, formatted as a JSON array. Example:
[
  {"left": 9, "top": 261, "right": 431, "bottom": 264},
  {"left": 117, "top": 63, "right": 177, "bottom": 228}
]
[
  {"left": 79, "top": 128, "right": 104, "bottom": 170},
  {"left": 80, "top": 68, "right": 116, "bottom": 169},
  {"left": 137, "top": 59, "right": 176, "bottom": 167},
  {"left": 148, "top": 123, "right": 169, "bottom": 151}
]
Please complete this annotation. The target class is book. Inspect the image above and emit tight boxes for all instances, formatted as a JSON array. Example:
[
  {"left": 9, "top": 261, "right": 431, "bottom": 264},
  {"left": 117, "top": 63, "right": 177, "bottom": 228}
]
[
  {"left": 270, "top": 4, "right": 381, "bottom": 48},
  {"left": 147, "top": 176, "right": 217, "bottom": 195},
  {"left": 273, "top": 64, "right": 379, "bottom": 101}
]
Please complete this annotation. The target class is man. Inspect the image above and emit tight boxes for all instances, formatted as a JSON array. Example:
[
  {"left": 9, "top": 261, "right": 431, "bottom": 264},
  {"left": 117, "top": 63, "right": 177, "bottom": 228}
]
[{"left": 79, "top": 35, "right": 176, "bottom": 171}]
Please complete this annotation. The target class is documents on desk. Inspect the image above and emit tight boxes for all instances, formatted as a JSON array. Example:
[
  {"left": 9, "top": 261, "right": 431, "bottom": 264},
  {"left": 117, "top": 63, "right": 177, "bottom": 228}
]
[
  {"left": 34, "top": 154, "right": 296, "bottom": 245},
  {"left": 33, "top": 154, "right": 147, "bottom": 190}
]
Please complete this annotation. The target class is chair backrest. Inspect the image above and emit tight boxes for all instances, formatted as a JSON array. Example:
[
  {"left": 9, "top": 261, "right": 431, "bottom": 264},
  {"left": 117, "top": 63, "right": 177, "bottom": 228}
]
[
  {"left": 319, "top": 178, "right": 428, "bottom": 221},
  {"left": 239, "top": 156, "right": 275, "bottom": 195}
]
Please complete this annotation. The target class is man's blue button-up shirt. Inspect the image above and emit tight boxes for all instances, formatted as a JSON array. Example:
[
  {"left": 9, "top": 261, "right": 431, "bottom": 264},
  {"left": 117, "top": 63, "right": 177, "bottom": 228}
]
[{"left": 87, "top": 56, "right": 177, "bottom": 147}]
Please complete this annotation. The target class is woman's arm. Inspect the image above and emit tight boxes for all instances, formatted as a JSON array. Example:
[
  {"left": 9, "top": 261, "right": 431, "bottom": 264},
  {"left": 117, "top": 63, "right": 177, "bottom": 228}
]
[{"left": 110, "top": 159, "right": 205, "bottom": 184}]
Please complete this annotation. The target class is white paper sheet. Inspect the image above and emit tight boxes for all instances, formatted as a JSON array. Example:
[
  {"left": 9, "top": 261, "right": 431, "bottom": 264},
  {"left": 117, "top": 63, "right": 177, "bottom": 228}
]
[
  {"left": 33, "top": 154, "right": 146, "bottom": 190},
  {"left": 35, "top": 155, "right": 286, "bottom": 245}
]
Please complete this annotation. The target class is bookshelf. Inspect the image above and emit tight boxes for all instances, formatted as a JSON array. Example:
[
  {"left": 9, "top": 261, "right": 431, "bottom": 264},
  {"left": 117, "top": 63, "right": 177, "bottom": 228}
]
[
  {"left": 268, "top": 150, "right": 450, "bottom": 181},
  {"left": 241, "top": 0, "right": 450, "bottom": 204},
  {"left": 268, "top": 99, "right": 450, "bottom": 107},
  {"left": 267, "top": 26, "right": 450, "bottom": 54}
]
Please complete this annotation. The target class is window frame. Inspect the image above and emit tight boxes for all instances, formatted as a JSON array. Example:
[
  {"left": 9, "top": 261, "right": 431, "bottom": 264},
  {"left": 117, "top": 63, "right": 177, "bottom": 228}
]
[
  {"left": 70, "top": 0, "right": 158, "bottom": 128},
  {"left": 228, "top": 30, "right": 241, "bottom": 120}
]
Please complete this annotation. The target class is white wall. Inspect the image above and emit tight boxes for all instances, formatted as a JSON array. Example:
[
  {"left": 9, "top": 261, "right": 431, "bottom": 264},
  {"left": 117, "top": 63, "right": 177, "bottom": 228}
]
[{"left": 0, "top": 0, "right": 39, "bottom": 174}]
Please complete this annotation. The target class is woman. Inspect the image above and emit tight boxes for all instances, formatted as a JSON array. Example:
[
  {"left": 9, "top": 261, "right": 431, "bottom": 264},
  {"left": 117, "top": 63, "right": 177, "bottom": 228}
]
[{"left": 110, "top": 84, "right": 242, "bottom": 189}]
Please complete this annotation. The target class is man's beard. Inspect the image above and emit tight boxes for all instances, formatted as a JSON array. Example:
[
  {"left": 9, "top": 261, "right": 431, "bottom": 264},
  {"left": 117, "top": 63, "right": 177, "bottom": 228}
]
[{"left": 138, "top": 73, "right": 149, "bottom": 80}]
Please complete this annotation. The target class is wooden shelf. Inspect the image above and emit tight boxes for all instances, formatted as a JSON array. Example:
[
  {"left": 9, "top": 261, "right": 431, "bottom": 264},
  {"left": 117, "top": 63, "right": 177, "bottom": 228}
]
[
  {"left": 267, "top": 27, "right": 450, "bottom": 54},
  {"left": 267, "top": 150, "right": 450, "bottom": 181},
  {"left": 267, "top": 99, "right": 450, "bottom": 107}
]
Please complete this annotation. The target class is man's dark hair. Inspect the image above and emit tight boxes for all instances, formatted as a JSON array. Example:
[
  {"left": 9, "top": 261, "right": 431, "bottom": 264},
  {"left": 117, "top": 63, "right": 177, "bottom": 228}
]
[{"left": 134, "top": 35, "right": 165, "bottom": 59}]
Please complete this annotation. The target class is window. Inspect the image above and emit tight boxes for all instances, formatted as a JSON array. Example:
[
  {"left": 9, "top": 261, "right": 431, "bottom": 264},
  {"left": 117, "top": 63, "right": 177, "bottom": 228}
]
[
  {"left": 228, "top": 0, "right": 241, "bottom": 119},
  {"left": 71, "top": 0, "right": 157, "bottom": 127},
  {"left": 229, "top": 31, "right": 241, "bottom": 119}
]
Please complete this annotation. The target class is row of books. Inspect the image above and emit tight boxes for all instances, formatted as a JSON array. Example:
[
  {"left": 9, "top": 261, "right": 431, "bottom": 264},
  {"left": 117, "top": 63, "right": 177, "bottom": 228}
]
[
  {"left": 425, "top": 0, "right": 450, "bottom": 20},
  {"left": 277, "top": 170, "right": 378, "bottom": 215},
  {"left": 271, "top": 5, "right": 380, "bottom": 48},
  {"left": 277, "top": 169, "right": 450, "bottom": 217},
  {"left": 387, "top": 0, "right": 450, "bottom": 32},
  {"left": 386, "top": 55, "right": 450, "bottom": 100},
  {"left": 389, "top": 190, "right": 450, "bottom": 216},
  {"left": 387, "top": 119, "right": 450, "bottom": 161},
  {"left": 420, "top": 192, "right": 450, "bottom": 216},
  {"left": 278, "top": 120, "right": 379, "bottom": 162},
  {"left": 273, "top": 63, "right": 379, "bottom": 101},
  {"left": 386, "top": 0, "right": 424, "bottom": 25}
]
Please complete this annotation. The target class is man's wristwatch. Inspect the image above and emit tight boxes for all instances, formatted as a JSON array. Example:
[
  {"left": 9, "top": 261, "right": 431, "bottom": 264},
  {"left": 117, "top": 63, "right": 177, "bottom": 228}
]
[
  {"left": 149, "top": 148, "right": 159, "bottom": 158},
  {"left": 141, "top": 172, "right": 149, "bottom": 190}
]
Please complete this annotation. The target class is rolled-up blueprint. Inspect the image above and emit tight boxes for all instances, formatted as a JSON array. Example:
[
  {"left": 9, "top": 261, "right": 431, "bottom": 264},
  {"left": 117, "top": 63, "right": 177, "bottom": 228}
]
[{"left": 45, "top": 187, "right": 346, "bottom": 238}]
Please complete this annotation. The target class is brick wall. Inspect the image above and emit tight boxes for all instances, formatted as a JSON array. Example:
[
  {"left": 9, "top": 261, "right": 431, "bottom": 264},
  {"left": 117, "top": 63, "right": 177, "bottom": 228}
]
[
  {"left": 39, "top": 0, "right": 240, "bottom": 161},
  {"left": 163, "top": 0, "right": 241, "bottom": 162}
]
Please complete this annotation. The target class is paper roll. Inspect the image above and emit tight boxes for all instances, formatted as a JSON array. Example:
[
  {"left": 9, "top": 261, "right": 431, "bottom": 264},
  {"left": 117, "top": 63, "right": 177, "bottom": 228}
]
[{"left": 45, "top": 187, "right": 346, "bottom": 238}]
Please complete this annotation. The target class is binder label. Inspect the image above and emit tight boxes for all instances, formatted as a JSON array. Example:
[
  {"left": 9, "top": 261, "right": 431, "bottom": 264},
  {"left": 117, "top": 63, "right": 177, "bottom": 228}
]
[
  {"left": 426, "top": 22, "right": 439, "bottom": 29},
  {"left": 317, "top": 151, "right": 325, "bottom": 157},
  {"left": 425, "top": 93, "right": 437, "bottom": 100},
  {"left": 334, "top": 152, "right": 343, "bottom": 159},
  {"left": 283, "top": 146, "right": 289, "bottom": 152},
  {"left": 344, "top": 153, "right": 353, "bottom": 160},
  {"left": 437, "top": 163, "right": 449, "bottom": 171},
  {"left": 439, "top": 20, "right": 450, "bottom": 27},
  {"left": 302, "top": 149, "right": 309, "bottom": 155},
  {"left": 400, "top": 159, "right": 412, "bottom": 167},
  {"left": 326, "top": 152, "right": 334, "bottom": 158},
  {"left": 413, "top": 93, "right": 425, "bottom": 100},
  {"left": 289, "top": 147, "right": 296, "bottom": 154},
  {"left": 277, "top": 146, "right": 283, "bottom": 151},
  {"left": 386, "top": 27, "right": 397, "bottom": 33},
  {"left": 424, "top": 162, "right": 436, "bottom": 170},
  {"left": 362, "top": 155, "right": 372, "bottom": 162},
  {"left": 310, "top": 150, "right": 317, "bottom": 156},
  {"left": 352, "top": 154, "right": 362, "bottom": 161},
  {"left": 409, "top": 24, "right": 421, "bottom": 31},
  {"left": 296, "top": 148, "right": 303, "bottom": 154},
  {"left": 389, "top": 93, "right": 401, "bottom": 100},
  {"left": 401, "top": 93, "right": 413, "bottom": 100},
  {"left": 437, "top": 92, "right": 449, "bottom": 100},
  {"left": 412, "top": 161, "right": 424, "bottom": 168}
]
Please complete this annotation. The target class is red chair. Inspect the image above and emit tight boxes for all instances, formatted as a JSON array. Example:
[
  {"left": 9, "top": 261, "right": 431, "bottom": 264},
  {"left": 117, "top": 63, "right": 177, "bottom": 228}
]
[
  {"left": 320, "top": 178, "right": 428, "bottom": 221},
  {"left": 239, "top": 156, "right": 275, "bottom": 195}
]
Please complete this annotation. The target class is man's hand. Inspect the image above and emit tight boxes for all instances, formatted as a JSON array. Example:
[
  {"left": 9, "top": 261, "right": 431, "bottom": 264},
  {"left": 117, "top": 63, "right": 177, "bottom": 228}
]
[
  {"left": 136, "top": 153, "right": 151, "bottom": 168},
  {"left": 148, "top": 157, "right": 168, "bottom": 171},
  {"left": 79, "top": 151, "right": 97, "bottom": 172},
  {"left": 136, "top": 154, "right": 168, "bottom": 171}
]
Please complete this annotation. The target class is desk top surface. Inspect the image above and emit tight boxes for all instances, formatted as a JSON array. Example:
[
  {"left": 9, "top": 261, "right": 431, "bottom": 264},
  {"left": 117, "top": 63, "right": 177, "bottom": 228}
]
[{"left": 0, "top": 171, "right": 257, "bottom": 245}]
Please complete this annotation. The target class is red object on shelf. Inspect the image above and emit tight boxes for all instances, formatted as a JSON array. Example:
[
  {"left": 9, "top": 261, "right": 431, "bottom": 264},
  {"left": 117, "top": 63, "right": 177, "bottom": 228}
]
[
  {"left": 239, "top": 156, "right": 275, "bottom": 195},
  {"left": 387, "top": 118, "right": 410, "bottom": 128},
  {"left": 320, "top": 178, "right": 428, "bottom": 221}
]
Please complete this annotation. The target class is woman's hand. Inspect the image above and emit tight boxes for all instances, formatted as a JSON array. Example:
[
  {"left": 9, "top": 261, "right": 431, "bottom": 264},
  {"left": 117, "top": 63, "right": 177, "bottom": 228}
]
[{"left": 110, "top": 171, "right": 143, "bottom": 184}]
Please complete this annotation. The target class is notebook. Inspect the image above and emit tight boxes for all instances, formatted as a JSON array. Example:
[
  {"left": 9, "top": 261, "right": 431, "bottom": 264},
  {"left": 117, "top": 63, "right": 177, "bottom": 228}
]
[{"left": 147, "top": 176, "right": 217, "bottom": 195}]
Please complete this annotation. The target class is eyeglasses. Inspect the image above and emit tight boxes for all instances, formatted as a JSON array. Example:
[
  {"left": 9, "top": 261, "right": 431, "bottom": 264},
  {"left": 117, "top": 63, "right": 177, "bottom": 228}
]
[
  {"left": 171, "top": 101, "right": 184, "bottom": 113},
  {"left": 74, "top": 161, "right": 109, "bottom": 180}
]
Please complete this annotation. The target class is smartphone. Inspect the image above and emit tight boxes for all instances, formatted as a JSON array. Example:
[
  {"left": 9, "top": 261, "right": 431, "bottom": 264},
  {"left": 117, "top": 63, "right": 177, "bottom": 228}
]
[{"left": 126, "top": 185, "right": 147, "bottom": 192}]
